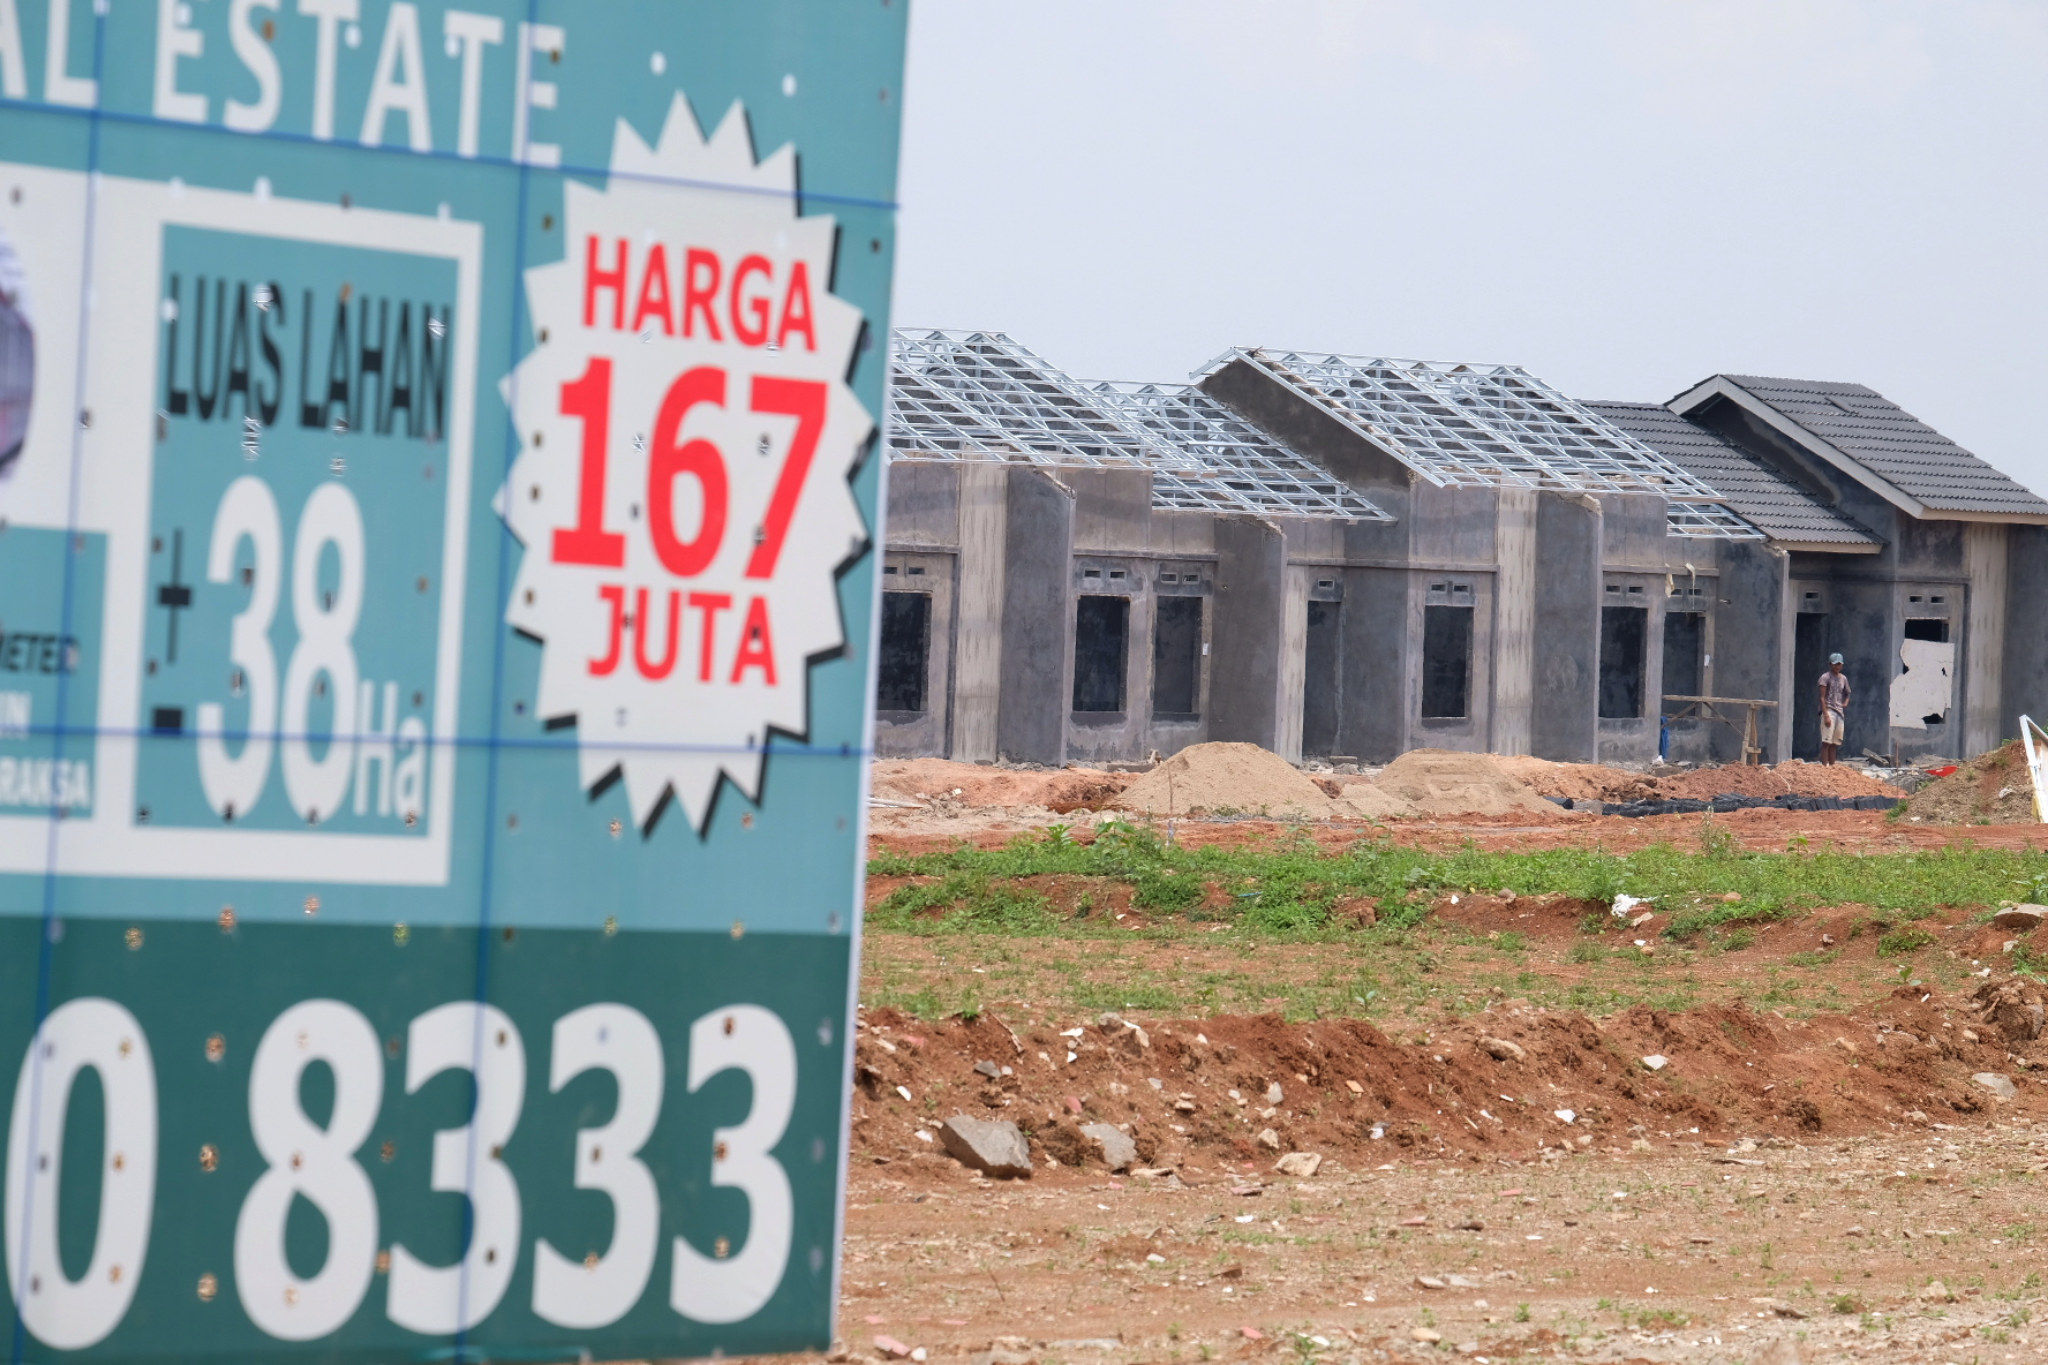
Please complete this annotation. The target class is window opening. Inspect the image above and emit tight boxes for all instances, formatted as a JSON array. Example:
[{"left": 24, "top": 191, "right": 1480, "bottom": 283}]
[
  {"left": 1598, "top": 606, "right": 1648, "bottom": 719},
  {"left": 1152, "top": 597, "right": 1203, "bottom": 719},
  {"left": 1903, "top": 618, "right": 1949, "bottom": 643},
  {"left": 1072, "top": 595, "right": 1129, "bottom": 713},
  {"left": 875, "top": 592, "right": 930, "bottom": 713},
  {"left": 1421, "top": 605, "right": 1472, "bottom": 719}
]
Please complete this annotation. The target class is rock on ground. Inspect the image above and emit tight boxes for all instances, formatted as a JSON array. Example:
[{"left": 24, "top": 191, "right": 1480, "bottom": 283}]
[
  {"left": 1972, "top": 1072, "right": 2018, "bottom": 1101},
  {"left": 939, "top": 1115, "right": 1033, "bottom": 1178},
  {"left": 1993, "top": 904, "right": 2047, "bottom": 931},
  {"left": 1079, "top": 1122, "right": 1137, "bottom": 1172}
]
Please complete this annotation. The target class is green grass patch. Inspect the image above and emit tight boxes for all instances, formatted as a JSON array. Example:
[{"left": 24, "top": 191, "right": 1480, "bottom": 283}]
[
  {"left": 870, "top": 822, "right": 2044, "bottom": 943},
  {"left": 1877, "top": 927, "right": 1937, "bottom": 957}
]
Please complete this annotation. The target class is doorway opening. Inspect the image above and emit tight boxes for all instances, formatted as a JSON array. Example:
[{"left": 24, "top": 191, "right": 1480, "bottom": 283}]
[
  {"left": 1661, "top": 610, "right": 1704, "bottom": 704},
  {"left": 1793, "top": 612, "right": 1828, "bottom": 758},
  {"left": 1421, "top": 604, "right": 1472, "bottom": 719}
]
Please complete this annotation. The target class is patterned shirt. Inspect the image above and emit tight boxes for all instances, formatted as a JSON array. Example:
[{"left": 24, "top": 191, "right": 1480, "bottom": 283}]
[{"left": 1818, "top": 670, "right": 1851, "bottom": 716}]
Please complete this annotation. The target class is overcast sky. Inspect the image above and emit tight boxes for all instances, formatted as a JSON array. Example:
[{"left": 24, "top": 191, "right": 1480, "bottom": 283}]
[{"left": 893, "top": 1, "right": 2048, "bottom": 492}]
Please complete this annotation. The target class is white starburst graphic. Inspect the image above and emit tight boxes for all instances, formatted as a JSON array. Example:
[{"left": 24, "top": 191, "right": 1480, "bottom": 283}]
[{"left": 499, "top": 95, "right": 872, "bottom": 831}]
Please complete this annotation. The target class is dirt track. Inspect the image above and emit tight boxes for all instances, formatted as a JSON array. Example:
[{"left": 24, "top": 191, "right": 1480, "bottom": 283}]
[
  {"left": 872, "top": 807, "right": 2048, "bottom": 859},
  {"left": 818, "top": 1120, "right": 2048, "bottom": 1363}
]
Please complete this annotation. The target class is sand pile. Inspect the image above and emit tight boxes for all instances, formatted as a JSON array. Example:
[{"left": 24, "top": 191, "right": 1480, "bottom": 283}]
[
  {"left": 1363, "top": 748, "right": 1559, "bottom": 818},
  {"left": 872, "top": 759, "right": 1130, "bottom": 813},
  {"left": 1905, "top": 742, "right": 2039, "bottom": 825},
  {"left": 1335, "top": 782, "right": 1412, "bottom": 820},
  {"left": 1495, "top": 755, "right": 1655, "bottom": 803},
  {"left": 1116, "top": 742, "right": 1333, "bottom": 819}
]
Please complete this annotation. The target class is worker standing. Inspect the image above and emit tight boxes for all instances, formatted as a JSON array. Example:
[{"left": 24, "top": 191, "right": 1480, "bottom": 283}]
[{"left": 1818, "top": 652, "right": 1851, "bottom": 765}]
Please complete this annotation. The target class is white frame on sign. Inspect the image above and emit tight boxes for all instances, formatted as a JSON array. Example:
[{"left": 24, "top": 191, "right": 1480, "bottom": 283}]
[{"left": 0, "top": 167, "right": 480, "bottom": 886}]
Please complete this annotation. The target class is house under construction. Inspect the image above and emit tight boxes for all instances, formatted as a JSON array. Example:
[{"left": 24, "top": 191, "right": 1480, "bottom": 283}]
[{"left": 875, "top": 331, "right": 2048, "bottom": 769}]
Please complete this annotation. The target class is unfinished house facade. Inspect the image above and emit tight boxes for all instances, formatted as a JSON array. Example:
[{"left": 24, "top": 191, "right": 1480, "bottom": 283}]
[
  {"left": 1618, "top": 378, "right": 2048, "bottom": 764},
  {"left": 877, "top": 331, "right": 2048, "bottom": 768}
]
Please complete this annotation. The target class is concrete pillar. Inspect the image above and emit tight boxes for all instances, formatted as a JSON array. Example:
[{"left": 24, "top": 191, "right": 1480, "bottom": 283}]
[
  {"left": 951, "top": 463, "right": 1008, "bottom": 760},
  {"left": 1209, "top": 516, "right": 1287, "bottom": 750},
  {"left": 1964, "top": 523, "right": 2009, "bottom": 757},
  {"left": 1491, "top": 489, "right": 1538, "bottom": 754},
  {"left": 1531, "top": 492, "right": 1601, "bottom": 761},
  {"left": 2003, "top": 526, "right": 2048, "bottom": 738},
  {"left": 996, "top": 467, "right": 1075, "bottom": 764},
  {"left": 1711, "top": 540, "right": 1789, "bottom": 762},
  {"left": 1273, "top": 567, "right": 1309, "bottom": 763}
]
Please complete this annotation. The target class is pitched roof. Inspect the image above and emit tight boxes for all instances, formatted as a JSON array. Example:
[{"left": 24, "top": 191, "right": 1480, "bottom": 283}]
[
  {"left": 888, "top": 330, "right": 1180, "bottom": 469},
  {"left": 886, "top": 331, "right": 1388, "bottom": 521},
  {"left": 1681, "top": 374, "right": 2048, "bottom": 520},
  {"left": 1202, "top": 348, "right": 1759, "bottom": 539},
  {"left": 1096, "top": 382, "right": 1388, "bottom": 522},
  {"left": 1588, "top": 402, "right": 1879, "bottom": 552}
]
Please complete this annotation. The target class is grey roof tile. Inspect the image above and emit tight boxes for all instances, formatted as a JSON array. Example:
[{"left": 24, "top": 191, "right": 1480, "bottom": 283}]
[
  {"left": 1715, "top": 374, "right": 2048, "bottom": 518},
  {"left": 1589, "top": 401, "right": 1879, "bottom": 548}
]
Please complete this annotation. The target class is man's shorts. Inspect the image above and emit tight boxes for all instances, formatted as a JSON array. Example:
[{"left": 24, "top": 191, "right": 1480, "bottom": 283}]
[{"left": 1821, "top": 711, "right": 1845, "bottom": 745}]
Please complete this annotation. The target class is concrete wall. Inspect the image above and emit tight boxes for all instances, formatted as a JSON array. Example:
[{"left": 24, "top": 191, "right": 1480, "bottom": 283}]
[
  {"left": 1341, "top": 566, "right": 1410, "bottom": 762},
  {"left": 875, "top": 462, "right": 967, "bottom": 758},
  {"left": 874, "top": 549, "right": 957, "bottom": 758},
  {"left": 1707, "top": 539, "right": 1788, "bottom": 763},
  {"left": 2004, "top": 527, "right": 2048, "bottom": 738},
  {"left": 1531, "top": 493, "right": 1602, "bottom": 760},
  {"left": 995, "top": 467, "right": 1074, "bottom": 764}
]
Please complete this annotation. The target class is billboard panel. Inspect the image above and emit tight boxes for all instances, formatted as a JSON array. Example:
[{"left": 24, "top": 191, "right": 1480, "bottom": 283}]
[{"left": 0, "top": 2, "right": 903, "bottom": 1359}]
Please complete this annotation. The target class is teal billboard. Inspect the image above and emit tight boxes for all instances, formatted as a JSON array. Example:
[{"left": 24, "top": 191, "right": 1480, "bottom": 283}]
[{"left": 0, "top": 1, "right": 904, "bottom": 1358}]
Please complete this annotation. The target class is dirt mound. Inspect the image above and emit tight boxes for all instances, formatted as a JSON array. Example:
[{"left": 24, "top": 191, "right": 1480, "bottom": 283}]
[
  {"left": 1905, "top": 741, "right": 2038, "bottom": 825},
  {"left": 1367, "top": 749, "right": 1557, "bottom": 818},
  {"left": 873, "top": 759, "right": 1131, "bottom": 813},
  {"left": 1495, "top": 755, "right": 1655, "bottom": 803},
  {"left": 1653, "top": 759, "right": 1902, "bottom": 801},
  {"left": 852, "top": 979, "right": 2046, "bottom": 1171},
  {"left": 1116, "top": 742, "right": 1332, "bottom": 819},
  {"left": 1335, "top": 782, "right": 1412, "bottom": 820}
]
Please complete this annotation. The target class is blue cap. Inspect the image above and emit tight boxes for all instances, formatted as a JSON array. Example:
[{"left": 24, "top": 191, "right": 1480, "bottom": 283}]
[{"left": 1829, "top": 653, "right": 1844, "bottom": 665}]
